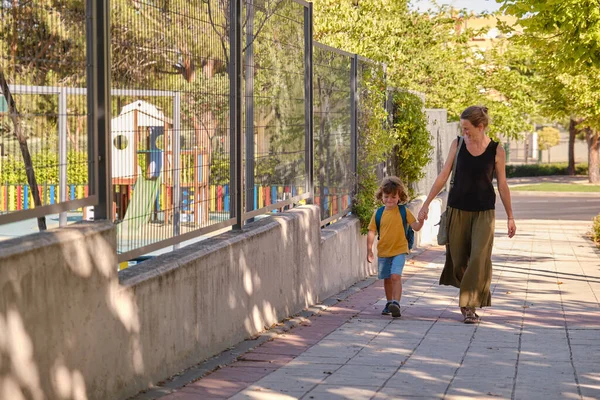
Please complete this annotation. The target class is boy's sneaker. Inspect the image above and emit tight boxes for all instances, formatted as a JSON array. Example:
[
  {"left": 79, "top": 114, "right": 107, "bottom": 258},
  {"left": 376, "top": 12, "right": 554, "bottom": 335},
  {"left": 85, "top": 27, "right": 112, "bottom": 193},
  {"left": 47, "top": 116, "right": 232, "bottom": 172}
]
[
  {"left": 381, "top": 302, "right": 392, "bottom": 315},
  {"left": 388, "top": 301, "right": 401, "bottom": 318}
]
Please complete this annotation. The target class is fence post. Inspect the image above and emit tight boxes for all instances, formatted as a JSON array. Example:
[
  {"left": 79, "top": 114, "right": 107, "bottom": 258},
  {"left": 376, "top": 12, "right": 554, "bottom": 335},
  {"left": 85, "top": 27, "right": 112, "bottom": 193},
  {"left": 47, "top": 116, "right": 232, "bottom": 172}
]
[
  {"left": 245, "top": 0, "right": 255, "bottom": 221},
  {"left": 172, "top": 92, "right": 181, "bottom": 250},
  {"left": 304, "top": 2, "right": 314, "bottom": 204},
  {"left": 350, "top": 54, "right": 358, "bottom": 198},
  {"left": 230, "top": 0, "right": 243, "bottom": 230},
  {"left": 58, "top": 88, "right": 68, "bottom": 226},
  {"left": 87, "top": 0, "right": 112, "bottom": 221}
]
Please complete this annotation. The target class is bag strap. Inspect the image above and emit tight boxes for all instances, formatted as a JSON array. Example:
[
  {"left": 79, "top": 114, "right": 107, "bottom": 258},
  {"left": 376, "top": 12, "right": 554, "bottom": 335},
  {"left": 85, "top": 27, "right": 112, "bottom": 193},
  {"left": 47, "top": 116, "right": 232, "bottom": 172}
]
[
  {"left": 449, "top": 136, "right": 464, "bottom": 190},
  {"left": 375, "top": 206, "right": 385, "bottom": 240},
  {"left": 399, "top": 204, "right": 409, "bottom": 236}
]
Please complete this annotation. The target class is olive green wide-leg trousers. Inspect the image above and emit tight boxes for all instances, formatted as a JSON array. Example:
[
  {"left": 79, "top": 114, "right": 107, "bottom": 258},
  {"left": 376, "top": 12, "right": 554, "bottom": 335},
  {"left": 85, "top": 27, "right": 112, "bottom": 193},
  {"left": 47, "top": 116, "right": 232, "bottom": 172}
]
[{"left": 439, "top": 207, "right": 495, "bottom": 308}]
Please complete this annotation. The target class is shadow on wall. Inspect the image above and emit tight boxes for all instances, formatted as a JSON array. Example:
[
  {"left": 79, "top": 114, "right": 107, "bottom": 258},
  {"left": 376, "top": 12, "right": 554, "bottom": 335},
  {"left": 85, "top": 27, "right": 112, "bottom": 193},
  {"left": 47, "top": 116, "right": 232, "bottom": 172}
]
[
  {"left": 115, "top": 205, "right": 370, "bottom": 399},
  {"left": 0, "top": 222, "right": 149, "bottom": 400},
  {"left": 0, "top": 206, "right": 373, "bottom": 400}
]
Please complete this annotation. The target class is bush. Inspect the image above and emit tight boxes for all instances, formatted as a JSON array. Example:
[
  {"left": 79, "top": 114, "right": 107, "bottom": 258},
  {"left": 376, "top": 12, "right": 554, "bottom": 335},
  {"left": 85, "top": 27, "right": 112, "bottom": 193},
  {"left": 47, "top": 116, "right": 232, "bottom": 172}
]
[
  {"left": 505, "top": 163, "right": 588, "bottom": 178},
  {"left": 592, "top": 214, "right": 600, "bottom": 247},
  {"left": 388, "top": 90, "right": 433, "bottom": 196},
  {"left": 0, "top": 150, "right": 89, "bottom": 185}
]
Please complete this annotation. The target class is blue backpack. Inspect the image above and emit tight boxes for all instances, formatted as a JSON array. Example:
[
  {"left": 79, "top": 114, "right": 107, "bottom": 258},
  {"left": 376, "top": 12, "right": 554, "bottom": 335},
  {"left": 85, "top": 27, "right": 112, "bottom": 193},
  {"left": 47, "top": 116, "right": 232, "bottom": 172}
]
[{"left": 375, "top": 205, "right": 415, "bottom": 250}]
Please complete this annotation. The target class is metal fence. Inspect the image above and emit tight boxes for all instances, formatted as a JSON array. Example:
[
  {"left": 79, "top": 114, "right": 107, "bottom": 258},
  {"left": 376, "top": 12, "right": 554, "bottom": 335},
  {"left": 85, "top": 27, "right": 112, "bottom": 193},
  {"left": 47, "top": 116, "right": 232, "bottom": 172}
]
[
  {"left": 313, "top": 43, "right": 354, "bottom": 225},
  {"left": 109, "top": 0, "right": 236, "bottom": 259},
  {"left": 0, "top": 0, "right": 389, "bottom": 263},
  {"left": 243, "top": 0, "right": 311, "bottom": 221},
  {"left": 0, "top": 1, "right": 97, "bottom": 228}
]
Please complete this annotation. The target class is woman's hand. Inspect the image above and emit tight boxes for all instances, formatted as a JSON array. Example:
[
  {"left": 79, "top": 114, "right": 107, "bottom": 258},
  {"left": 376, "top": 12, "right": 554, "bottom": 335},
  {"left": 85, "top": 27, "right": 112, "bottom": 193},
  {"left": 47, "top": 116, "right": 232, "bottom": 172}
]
[
  {"left": 418, "top": 205, "right": 429, "bottom": 222},
  {"left": 507, "top": 218, "right": 516, "bottom": 238}
]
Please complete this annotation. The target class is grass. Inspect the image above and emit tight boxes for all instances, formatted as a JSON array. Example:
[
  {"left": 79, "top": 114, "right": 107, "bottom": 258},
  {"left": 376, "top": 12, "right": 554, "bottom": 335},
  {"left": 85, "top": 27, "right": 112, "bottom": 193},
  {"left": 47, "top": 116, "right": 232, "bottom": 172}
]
[{"left": 511, "top": 183, "right": 600, "bottom": 192}]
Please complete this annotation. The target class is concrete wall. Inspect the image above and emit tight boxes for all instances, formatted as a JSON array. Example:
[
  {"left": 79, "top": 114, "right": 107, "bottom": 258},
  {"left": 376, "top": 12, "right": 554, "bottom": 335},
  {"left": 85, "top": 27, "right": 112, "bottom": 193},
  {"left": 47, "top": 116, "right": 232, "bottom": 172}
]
[
  {"left": 0, "top": 206, "right": 375, "bottom": 400},
  {"left": 0, "top": 222, "right": 123, "bottom": 400},
  {"left": 412, "top": 109, "right": 458, "bottom": 196}
]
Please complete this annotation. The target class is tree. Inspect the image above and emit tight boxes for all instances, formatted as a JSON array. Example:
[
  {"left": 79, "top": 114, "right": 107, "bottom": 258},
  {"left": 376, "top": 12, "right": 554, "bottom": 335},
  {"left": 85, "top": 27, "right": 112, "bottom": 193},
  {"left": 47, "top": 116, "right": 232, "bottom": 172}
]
[
  {"left": 500, "top": 0, "right": 600, "bottom": 182},
  {"left": 537, "top": 126, "right": 560, "bottom": 162},
  {"left": 312, "top": 1, "right": 538, "bottom": 140}
]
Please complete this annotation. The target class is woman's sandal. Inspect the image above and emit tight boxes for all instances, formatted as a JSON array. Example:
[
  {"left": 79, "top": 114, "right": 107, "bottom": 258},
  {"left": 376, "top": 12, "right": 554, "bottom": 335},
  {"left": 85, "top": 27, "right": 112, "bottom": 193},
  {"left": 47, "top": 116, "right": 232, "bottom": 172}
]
[{"left": 463, "top": 307, "right": 480, "bottom": 324}]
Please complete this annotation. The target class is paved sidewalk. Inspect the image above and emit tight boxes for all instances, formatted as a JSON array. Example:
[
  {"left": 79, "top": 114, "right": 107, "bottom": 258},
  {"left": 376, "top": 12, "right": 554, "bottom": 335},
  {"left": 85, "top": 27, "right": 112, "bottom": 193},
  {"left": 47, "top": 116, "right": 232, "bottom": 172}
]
[{"left": 158, "top": 220, "right": 600, "bottom": 400}]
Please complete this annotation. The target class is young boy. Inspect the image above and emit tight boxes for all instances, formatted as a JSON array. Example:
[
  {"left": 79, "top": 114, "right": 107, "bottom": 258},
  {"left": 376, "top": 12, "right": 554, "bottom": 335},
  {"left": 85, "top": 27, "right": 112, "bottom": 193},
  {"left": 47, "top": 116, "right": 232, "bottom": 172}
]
[{"left": 367, "top": 176, "right": 424, "bottom": 318}]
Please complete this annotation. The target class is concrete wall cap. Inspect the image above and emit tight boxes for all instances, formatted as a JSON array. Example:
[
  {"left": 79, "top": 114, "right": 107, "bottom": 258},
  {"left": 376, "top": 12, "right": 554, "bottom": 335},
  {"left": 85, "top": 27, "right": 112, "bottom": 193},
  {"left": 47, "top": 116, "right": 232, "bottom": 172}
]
[
  {"left": 119, "top": 206, "right": 319, "bottom": 287},
  {"left": 0, "top": 221, "right": 114, "bottom": 261}
]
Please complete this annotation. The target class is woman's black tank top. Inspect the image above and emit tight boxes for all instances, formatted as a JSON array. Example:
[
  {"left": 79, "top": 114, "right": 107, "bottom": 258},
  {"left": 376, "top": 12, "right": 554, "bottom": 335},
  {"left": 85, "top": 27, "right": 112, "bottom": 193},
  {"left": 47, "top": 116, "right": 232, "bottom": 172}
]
[{"left": 448, "top": 136, "right": 498, "bottom": 211}]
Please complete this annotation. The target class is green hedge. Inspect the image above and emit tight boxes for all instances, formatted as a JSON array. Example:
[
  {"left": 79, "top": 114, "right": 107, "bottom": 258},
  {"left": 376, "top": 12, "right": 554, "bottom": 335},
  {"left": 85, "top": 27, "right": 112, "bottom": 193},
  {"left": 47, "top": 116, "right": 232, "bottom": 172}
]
[
  {"left": 0, "top": 150, "right": 89, "bottom": 185},
  {"left": 592, "top": 214, "right": 600, "bottom": 247},
  {"left": 505, "top": 163, "right": 589, "bottom": 178}
]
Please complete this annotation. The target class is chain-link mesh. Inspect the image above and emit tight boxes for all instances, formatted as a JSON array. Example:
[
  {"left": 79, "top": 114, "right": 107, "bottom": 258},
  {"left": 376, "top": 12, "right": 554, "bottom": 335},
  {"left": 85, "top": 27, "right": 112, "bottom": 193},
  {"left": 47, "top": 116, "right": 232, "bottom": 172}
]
[
  {"left": 0, "top": 0, "right": 92, "bottom": 234},
  {"left": 313, "top": 44, "right": 352, "bottom": 223},
  {"left": 111, "top": 0, "right": 232, "bottom": 256},
  {"left": 244, "top": 0, "right": 306, "bottom": 215}
]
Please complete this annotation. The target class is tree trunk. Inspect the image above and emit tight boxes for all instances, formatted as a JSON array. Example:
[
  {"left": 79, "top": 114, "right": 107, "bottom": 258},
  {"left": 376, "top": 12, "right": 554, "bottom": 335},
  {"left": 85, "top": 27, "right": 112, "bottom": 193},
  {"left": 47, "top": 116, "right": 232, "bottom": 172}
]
[
  {"left": 567, "top": 118, "right": 577, "bottom": 175},
  {"left": 0, "top": 68, "right": 47, "bottom": 230},
  {"left": 586, "top": 128, "right": 600, "bottom": 184}
]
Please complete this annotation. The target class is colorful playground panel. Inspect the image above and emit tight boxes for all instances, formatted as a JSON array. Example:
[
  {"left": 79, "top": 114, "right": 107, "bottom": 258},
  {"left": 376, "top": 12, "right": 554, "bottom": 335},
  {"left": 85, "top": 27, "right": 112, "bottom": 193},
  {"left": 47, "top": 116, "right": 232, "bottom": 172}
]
[{"left": 1, "top": 183, "right": 349, "bottom": 219}]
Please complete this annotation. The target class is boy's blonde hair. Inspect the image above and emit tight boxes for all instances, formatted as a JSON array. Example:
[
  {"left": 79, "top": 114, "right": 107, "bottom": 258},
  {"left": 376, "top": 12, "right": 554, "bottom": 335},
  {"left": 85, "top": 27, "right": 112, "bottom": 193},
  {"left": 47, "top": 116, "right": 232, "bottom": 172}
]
[{"left": 375, "top": 176, "right": 409, "bottom": 204}]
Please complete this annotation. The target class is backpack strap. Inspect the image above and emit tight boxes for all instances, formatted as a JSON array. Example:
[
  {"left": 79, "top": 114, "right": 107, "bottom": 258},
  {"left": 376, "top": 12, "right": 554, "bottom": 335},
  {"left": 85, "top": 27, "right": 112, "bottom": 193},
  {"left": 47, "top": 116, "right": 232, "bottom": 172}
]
[
  {"left": 375, "top": 206, "right": 385, "bottom": 240},
  {"left": 399, "top": 204, "right": 409, "bottom": 236}
]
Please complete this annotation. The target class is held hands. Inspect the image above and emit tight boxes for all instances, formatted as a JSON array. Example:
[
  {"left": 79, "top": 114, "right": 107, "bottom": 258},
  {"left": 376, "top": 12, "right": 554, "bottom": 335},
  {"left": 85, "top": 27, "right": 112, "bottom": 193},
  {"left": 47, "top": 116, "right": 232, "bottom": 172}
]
[
  {"left": 418, "top": 205, "right": 429, "bottom": 223},
  {"left": 508, "top": 218, "right": 516, "bottom": 238}
]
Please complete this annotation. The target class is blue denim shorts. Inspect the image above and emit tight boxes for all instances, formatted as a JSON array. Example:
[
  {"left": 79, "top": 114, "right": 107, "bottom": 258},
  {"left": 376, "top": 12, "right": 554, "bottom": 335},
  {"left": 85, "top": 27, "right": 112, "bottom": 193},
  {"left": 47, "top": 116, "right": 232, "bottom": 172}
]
[{"left": 378, "top": 254, "right": 406, "bottom": 279}]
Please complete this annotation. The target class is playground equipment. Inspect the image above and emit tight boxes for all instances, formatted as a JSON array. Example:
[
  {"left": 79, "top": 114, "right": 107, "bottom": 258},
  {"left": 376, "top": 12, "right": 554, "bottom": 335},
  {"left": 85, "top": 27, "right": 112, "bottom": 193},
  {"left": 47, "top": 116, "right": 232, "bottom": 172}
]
[{"left": 110, "top": 100, "right": 211, "bottom": 227}]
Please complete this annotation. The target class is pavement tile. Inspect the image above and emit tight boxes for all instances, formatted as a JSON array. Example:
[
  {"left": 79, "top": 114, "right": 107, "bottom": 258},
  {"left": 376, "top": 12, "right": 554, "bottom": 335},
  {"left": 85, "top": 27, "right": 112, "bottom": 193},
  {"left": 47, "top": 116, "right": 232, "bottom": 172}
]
[
  {"left": 446, "top": 377, "right": 514, "bottom": 399},
  {"left": 208, "top": 366, "right": 278, "bottom": 383},
  {"left": 181, "top": 379, "right": 248, "bottom": 398},
  {"left": 160, "top": 392, "right": 210, "bottom": 400},
  {"left": 228, "top": 387, "right": 307, "bottom": 400},
  {"left": 290, "top": 355, "right": 352, "bottom": 365},
  {"left": 321, "top": 365, "right": 397, "bottom": 387},
  {"left": 250, "top": 342, "right": 311, "bottom": 356},
  {"left": 238, "top": 352, "right": 296, "bottom": 363},
  {"left": 374, "top": 387, "right": 445, "bottom": 399},
  {"left": 304, "top": 385, "right": 379, "bottom": 400}
]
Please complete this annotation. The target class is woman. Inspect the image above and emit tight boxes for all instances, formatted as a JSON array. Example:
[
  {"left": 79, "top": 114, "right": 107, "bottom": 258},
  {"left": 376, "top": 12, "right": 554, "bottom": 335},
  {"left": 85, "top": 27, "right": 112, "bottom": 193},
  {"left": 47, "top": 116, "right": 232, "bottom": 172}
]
[{"left": 418, "top": 106, "right": 516, "bottom": 324}]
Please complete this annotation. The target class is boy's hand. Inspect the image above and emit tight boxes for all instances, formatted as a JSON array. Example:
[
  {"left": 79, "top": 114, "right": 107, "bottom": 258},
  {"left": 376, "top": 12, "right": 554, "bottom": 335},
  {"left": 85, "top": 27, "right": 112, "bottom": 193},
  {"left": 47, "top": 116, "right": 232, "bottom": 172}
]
[
  {"left": 418, "top": 205, "right": 429, "bottom": 221},
  {"left": 367, "top": 251, "right": 374, "bottom": 264}
]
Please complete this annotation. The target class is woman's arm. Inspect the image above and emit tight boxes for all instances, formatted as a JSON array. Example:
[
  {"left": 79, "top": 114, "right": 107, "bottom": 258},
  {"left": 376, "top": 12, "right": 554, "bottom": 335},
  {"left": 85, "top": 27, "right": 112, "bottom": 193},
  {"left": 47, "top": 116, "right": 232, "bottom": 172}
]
[
  {"left": 418, "top": 138, "right": 459, "bottom": 221},
  {"left": 495, "top": 145, "right": 516, "bottom": 238}
]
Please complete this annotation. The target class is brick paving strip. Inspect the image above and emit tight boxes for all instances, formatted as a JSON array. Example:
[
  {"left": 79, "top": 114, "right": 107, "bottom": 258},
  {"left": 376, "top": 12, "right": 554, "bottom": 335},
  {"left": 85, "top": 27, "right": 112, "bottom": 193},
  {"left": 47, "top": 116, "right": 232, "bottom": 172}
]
[{"left": 132, "top": 220, "right": 600, "bottom": 400}]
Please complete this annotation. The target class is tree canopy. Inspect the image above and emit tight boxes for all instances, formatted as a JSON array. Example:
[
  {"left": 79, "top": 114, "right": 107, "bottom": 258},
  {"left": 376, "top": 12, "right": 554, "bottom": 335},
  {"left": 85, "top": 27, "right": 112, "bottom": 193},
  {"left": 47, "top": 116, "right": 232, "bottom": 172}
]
[{"left": 500, "top": 0, "right": 600, "bottom": 182}]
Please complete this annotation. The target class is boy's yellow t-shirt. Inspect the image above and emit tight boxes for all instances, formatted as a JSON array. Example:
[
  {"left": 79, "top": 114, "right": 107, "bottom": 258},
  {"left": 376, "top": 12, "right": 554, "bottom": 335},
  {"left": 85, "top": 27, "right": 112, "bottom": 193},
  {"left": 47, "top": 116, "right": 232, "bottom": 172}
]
[{"left": 368, "top": 206, "right": 416, "bottom": 257}]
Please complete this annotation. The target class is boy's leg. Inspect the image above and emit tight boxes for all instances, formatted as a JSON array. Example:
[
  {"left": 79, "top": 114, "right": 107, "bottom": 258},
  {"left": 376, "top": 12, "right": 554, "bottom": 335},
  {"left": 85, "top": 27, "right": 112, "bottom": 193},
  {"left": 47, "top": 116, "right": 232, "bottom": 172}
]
[
  {"left": 387, "top": 254, "right": 406, "bottom": 318},
  {"left": 391, "top": 274, "right": 402, "bottom": 301},
  {"left": 384, "top": 278, "right": 393, "bottom": 301},
  {"left": 378, "top": 258, "right": 393, "bottom": 315}
]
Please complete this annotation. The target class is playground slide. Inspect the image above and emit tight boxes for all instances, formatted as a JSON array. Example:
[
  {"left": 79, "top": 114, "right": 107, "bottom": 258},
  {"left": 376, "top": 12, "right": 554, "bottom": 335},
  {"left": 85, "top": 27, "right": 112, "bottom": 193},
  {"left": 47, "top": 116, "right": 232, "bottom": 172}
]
[{"left": 119, "top": 172, "right": 162, "bottom": 233}]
